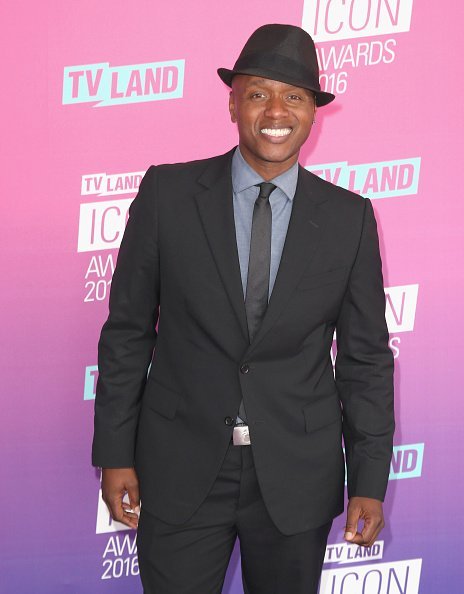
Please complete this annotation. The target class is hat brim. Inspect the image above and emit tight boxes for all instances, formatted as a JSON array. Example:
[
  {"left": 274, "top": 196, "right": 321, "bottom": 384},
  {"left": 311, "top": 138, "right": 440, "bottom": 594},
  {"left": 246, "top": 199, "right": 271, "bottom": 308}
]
[{"left": 217, "top": 67, "right": 335, "bottom": 107}]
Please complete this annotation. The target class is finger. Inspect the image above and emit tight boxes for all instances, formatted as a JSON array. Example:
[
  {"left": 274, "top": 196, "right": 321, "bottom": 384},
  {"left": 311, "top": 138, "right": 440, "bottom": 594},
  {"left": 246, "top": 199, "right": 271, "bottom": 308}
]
[
  {"left": 360, "top": 521, "right": 377, "bottom": 546},
  {"left": 127, "top": 483, "right": 140, "bottom": 514},
  {"left": 115, "top": 514, "right": 139, "bottom": 529},
  {"left": 122, "top": 502, "right": 140, "bottom": 519},
  {"left": 353, "top": 515, "right": 383, "bottom": 548},
  {"left": 344, "top": 504, "right": 361, "bottom": 541},
  {"left": 109, "top": 501, "right": 138, "bottom": 529},
  {"left": 121, "top": 513, "right": 139, "bottom": 529},
  {"left": 104, "top": 491, "right": 132, "bottom": 524},
  {"left": 120, "top": 500, "right": 139, "bottom": 528},
  {"left": 106, "top": 498, "right": 126, "bottom": 523},
  {"left": 361, "top": 519, "right": 384, "bottom": 548},
  {"left": 101, "top": 469, "right": 139, "bottom": 529},
  {"left": 348, "top": 531, "right": 366, "bottom": 545}
]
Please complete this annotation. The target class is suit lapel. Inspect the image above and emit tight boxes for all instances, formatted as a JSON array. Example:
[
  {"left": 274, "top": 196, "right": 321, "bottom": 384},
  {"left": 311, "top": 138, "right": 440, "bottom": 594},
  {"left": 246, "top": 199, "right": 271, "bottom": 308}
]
[
  {"left": 243, "top": 166, "right": 330, "bottom": 357},
  {"left": 194, "top": 149, "right": 250, "bottom": 342}
]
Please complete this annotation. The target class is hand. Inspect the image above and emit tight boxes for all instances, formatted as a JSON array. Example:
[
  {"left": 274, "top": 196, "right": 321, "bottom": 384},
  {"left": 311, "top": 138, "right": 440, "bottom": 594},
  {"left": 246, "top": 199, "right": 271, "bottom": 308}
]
[
  {"left": 101, "top": 467, "right": 140, "bottom": 530},
  {"left": 344, "top": 496, "right": 385, "bottom": 547}
]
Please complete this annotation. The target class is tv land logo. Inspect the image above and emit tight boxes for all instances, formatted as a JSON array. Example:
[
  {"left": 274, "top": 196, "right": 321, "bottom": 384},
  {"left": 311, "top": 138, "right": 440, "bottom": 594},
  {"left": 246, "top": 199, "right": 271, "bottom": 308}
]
[
  {"left": 81, "top": 171, "right": 144, "bottom": 197},
  {"left": 325, "top": 540, "right": 385, "bottom": 565},
  {"left": 307, "top": 157, "right": 421, "bottom": 200},
  {"left": 302, "top": 0, "right": 414, "bottom": 95},
  {"left": 62, "top": 60, "right": 185, "bottom": 107}
]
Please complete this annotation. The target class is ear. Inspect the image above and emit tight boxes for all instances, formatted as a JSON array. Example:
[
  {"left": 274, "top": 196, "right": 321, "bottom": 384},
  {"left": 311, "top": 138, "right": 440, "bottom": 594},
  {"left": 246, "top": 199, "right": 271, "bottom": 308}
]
[{"left": 229, "top": 91, "right": 237, "bottom": 123}]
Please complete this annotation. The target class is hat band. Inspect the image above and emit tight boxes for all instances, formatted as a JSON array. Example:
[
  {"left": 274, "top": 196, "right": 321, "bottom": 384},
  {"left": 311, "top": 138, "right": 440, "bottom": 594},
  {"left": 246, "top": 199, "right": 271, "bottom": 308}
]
[{"left": 233, "top": 52, "right": 321, "bottom": 92}]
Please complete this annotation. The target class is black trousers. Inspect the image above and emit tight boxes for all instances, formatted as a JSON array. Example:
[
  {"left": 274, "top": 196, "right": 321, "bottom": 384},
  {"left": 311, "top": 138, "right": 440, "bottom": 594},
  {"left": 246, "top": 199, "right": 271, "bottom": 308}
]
[{"left": 137, "top": 442, "right": 332, "bottom": 594}]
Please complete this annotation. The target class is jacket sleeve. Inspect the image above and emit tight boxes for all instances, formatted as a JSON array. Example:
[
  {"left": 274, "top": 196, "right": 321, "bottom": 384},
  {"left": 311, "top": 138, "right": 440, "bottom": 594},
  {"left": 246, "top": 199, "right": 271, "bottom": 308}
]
[
  {"left": 335, "top": 198, "right": 395, "bottom": 501},
  {"left": 92, "top": 165, "right": 159, "bottom": 468}
]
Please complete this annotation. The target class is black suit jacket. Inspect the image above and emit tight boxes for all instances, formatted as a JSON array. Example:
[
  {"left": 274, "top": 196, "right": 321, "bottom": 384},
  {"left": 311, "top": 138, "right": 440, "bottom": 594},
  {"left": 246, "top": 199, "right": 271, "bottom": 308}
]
[{"left": 92, "top": 148, "right": 394, "bottom": 535}]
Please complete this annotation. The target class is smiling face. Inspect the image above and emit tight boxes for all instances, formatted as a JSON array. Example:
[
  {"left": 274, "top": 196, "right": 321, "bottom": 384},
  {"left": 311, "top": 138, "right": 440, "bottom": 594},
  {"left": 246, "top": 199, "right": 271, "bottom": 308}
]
[{"left": 229, "top": 75, "right": 317, "bottom": 179}]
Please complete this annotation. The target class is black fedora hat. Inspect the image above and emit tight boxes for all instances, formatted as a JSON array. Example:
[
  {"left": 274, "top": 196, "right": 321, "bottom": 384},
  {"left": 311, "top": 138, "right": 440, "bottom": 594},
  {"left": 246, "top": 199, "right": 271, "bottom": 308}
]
[{"left": 217, "top": 24, "right": 334, "bottom": 107}]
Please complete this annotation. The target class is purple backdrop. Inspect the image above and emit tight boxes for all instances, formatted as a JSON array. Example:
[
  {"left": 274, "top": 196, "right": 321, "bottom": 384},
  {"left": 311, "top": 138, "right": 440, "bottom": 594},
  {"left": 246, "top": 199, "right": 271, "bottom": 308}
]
[{"left": 2, "top": 1, "right": 463, "bottom": 592}]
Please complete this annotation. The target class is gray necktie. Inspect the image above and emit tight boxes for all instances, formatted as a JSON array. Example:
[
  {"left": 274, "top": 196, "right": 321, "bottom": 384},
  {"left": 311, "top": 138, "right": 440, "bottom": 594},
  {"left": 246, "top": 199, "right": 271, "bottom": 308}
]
[{"left": 238, "top": 182, "right": 276, "bottom": 423}]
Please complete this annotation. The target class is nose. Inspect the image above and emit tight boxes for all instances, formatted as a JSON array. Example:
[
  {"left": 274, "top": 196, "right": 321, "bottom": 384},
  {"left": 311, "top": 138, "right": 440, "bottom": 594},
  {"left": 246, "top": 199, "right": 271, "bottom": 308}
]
[{"left": 264, "top": 95, "right": 289, "bottom": 119}]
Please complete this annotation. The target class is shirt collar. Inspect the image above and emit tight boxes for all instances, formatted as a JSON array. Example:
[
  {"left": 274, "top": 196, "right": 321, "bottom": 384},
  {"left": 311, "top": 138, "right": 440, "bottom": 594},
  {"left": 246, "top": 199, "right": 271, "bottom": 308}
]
[{"left": 231, "top": 146, "right": 298, "bottom": 201}]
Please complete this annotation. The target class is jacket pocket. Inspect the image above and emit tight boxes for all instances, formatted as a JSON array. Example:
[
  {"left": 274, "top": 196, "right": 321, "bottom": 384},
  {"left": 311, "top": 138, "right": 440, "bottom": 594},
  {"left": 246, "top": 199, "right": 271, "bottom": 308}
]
[
  {"left": 145, "top": 377, "right": 182, "bottom": 420},
  {"left": 297, "top": 266, "right": 347, "bottom": 291},
  {"left": 302, "top": 394, "right": 341, "bottom": 433}
]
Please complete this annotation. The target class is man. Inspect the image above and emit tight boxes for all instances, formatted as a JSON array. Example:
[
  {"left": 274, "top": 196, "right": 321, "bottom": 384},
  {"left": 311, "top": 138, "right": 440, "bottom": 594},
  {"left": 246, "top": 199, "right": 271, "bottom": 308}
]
[{"left": 92, "top": 24, "right": 394, "bottom": 594}]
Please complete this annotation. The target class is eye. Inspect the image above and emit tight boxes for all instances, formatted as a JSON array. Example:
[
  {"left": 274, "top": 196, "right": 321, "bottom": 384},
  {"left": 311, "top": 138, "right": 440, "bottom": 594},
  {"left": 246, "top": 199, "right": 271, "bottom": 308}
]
[
  {"left": 287, "top": 94, "right": 302, "bottom": 101},
  {"left": 250, "top": 92, "right": 266, "bottom": 100}
]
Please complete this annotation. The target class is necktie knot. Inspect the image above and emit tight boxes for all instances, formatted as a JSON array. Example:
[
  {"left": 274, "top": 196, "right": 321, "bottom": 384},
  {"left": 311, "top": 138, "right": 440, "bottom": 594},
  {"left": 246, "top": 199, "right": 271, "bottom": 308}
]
[{"left": 256, "top": 182, "right": 277, "bottom": 201}]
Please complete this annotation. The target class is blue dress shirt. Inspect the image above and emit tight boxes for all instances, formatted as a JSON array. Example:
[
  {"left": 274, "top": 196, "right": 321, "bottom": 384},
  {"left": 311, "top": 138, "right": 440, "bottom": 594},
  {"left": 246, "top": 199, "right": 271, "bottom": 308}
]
[{"left": 231, "top": 146, "right": 298, "bottom": 300}]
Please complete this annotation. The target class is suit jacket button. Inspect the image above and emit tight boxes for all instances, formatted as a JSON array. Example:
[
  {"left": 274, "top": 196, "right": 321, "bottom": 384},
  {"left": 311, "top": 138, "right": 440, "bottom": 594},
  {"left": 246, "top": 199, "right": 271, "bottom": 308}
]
[
  {"left": 240, "top": 363, "right": 250, "bottom": 374},
  {"left": 224, "top": 416, "right": 234, "bottom": 426}
]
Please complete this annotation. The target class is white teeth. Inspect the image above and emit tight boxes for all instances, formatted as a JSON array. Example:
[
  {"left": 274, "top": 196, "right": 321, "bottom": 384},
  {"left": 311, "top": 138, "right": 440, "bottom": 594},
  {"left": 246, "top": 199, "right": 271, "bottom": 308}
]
[{"left": 260, "top": 128, "right": 292, "bottom": 137}]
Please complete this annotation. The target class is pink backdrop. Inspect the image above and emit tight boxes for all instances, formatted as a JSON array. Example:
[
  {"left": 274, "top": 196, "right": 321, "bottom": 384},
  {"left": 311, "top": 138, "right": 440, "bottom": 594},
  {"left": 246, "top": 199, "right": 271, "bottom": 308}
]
[{"left": 2, "top": 1, "right": 463, "bottom": 592}]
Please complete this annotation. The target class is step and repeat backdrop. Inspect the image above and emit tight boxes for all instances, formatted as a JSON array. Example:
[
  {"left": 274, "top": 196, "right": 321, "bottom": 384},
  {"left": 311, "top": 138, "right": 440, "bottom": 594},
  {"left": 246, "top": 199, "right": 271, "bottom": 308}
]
[{"left": 2, "top": 1, "right": 463, "bottom": 593}]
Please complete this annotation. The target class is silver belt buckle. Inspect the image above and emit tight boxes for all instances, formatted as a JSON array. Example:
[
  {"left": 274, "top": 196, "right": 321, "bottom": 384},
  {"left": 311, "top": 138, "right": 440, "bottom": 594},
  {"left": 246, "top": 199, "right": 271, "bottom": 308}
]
[{"left": 233, "top": 425, "right": 251, "bottom": 446}]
